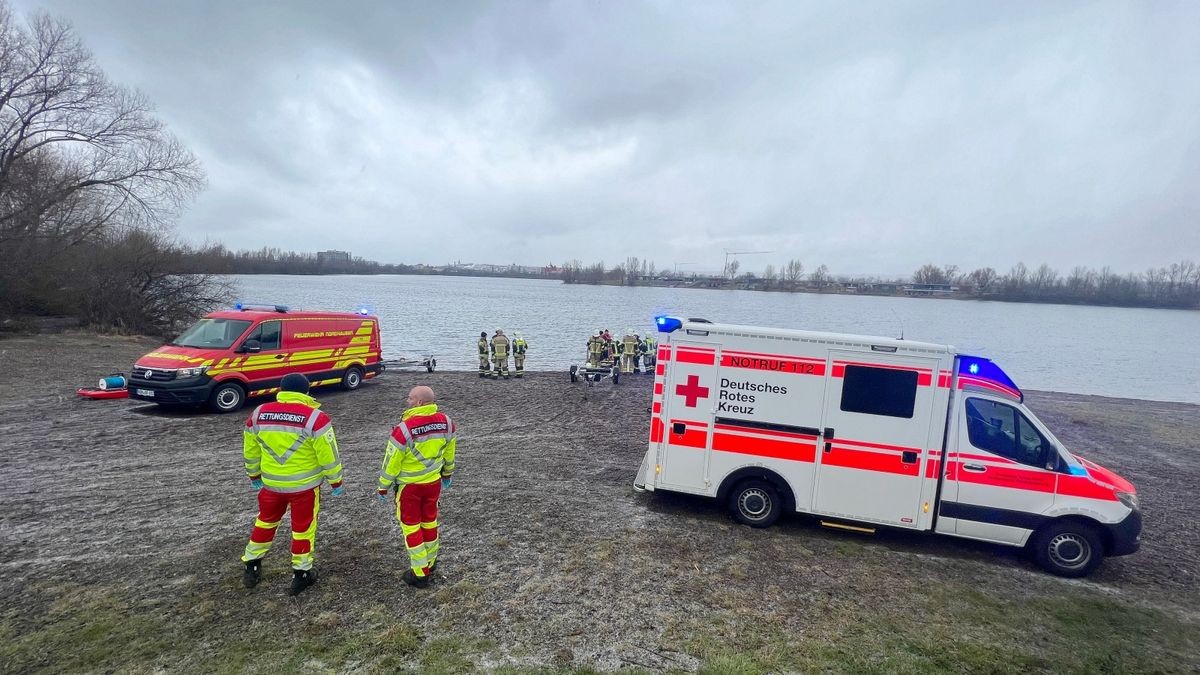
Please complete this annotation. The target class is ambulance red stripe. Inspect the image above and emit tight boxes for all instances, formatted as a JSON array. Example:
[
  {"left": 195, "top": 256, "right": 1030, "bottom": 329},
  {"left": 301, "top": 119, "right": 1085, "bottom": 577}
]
[{"left": 712, "top": 433, "right": 817, "bottom": 462}]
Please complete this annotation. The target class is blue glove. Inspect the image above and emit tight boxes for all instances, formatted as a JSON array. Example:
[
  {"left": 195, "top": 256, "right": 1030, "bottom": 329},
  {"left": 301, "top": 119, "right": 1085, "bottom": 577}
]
[
  {"left": 377, "top": 490, "right": 390, "bottom": 503},
  {"left": 331, "top": 485, "right": 343, "bottom": 497},
  {"left": 250, "top": 478, "right": 264, "bottom": 490},
  {"left": 441, "top": 477, "right": 452, "bottom": 490}
]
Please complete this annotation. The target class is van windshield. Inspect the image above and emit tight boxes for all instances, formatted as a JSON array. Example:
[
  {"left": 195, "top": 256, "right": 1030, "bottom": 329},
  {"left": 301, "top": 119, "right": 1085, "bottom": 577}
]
[{"left": 172, "top": 319, "right": 252, "bottom": 349}]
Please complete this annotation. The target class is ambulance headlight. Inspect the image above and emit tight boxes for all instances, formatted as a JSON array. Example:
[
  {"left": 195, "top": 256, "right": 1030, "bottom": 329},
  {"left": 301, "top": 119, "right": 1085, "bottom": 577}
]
[
  {"left": 1116, "top": 491, "right": 1139, "bottom": 511},
  {"left": 178, "top": 366, "right": 209, "bottom": 378},
  {"left": 655, "top": 316, "right": 682, "bottom": 333}
]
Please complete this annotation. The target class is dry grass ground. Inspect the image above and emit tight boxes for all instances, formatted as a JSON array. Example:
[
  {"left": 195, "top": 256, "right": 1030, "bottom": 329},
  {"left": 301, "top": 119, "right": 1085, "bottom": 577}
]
[{"left": 0, "top": 333, "right": 1197, "bottom": 673}]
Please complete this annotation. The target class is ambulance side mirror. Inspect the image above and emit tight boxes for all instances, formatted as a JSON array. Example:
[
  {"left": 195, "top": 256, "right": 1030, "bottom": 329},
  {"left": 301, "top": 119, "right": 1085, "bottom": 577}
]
[{"left": 240, "top": 339, "right": 262, "bottom": 353}]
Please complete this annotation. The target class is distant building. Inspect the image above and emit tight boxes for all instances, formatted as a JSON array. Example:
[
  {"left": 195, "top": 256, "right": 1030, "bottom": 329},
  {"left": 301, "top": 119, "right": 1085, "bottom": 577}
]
[
  {"left": 903, "top": 283, "right": 957, "bottom": 296},
  {"left": 317, "top": 250, "right": 351, "bottom": 265}
]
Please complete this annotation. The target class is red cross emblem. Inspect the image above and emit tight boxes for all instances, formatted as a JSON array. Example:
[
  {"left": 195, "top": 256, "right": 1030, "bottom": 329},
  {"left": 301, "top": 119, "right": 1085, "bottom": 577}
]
[{"left": 675, "top": 374, "right": 710, "bottom": 408}]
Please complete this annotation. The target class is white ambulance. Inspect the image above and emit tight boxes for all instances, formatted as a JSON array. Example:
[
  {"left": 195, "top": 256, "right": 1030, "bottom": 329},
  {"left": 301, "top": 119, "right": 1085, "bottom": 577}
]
[{"left": 633, "top": 316, "right": 1141, "bottom": 577}]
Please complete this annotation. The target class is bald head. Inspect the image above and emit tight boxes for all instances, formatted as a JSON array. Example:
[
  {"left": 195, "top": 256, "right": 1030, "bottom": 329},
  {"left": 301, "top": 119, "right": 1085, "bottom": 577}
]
[{"left": 407, "top": 385, "right": 435, "bottom": 407}]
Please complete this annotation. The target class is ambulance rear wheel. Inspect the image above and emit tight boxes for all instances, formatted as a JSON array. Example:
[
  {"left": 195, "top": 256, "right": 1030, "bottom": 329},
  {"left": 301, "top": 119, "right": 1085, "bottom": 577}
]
[
  {"left": 208, "top": 382, "right": 245, "bottom": 413},
  {"left": 342, "top": 366, "right": 364, "bottom": 391},
  {"left": 1031, "top": 520, "right": 1104, "bottom": 578},
  {"left": 730, "top": 480, "right": 781, "bottom": 528}
]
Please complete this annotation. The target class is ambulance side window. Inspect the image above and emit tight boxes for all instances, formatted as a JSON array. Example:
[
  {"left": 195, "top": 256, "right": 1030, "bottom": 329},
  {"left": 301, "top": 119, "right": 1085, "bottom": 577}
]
[
  {"left": 965, "top": 398, "right": 1051, "bottom": 468},
  {"left": 840, "top": 365, "right": 917, "bottom": 418},
  {"left": 258, "top": 320, "right": 281, "bottom": 350}
]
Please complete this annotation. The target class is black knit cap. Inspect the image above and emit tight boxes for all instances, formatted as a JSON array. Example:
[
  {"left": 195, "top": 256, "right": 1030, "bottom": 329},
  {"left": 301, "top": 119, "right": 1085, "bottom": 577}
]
[{"left": 280, "top": 373, "right": 310, "bottom": 394}]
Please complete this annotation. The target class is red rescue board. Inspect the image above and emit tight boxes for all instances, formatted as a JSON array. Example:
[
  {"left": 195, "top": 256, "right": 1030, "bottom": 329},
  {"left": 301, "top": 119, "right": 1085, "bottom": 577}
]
[{"left": 76, "top": 387, "right": 129, "bottom": 400}]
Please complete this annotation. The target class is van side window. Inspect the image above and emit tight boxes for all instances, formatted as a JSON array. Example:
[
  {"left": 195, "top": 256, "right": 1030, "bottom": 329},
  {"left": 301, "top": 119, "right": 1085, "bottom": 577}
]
[
  {"left": 965, "top": 398, "right": 1051, "bottom": 467},
  {"left": 258, "top": 321, "right": 281, "bottom": 350},
  {"left": 840, "top": 365, "right": 917, "bottom": 418}
]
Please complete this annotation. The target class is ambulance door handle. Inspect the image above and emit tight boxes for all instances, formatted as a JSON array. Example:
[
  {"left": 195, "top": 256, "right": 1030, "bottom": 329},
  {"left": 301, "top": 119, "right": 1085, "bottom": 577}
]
[
  {"left": 274, "top": 354, "right": 286, "bottom": 359},
  {"left": 963, "top": 463, "right": 987, "bottom": 473},
  {"left": 822, "top": 427, "right": 834, "bottom": 453}
]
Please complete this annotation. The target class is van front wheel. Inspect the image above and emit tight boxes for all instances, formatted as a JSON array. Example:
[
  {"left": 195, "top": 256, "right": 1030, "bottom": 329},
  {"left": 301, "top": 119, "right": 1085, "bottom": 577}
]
[
  {"left": 342, "top": 366, "right": 364, "bottom": 391},
  {"left": 1032, "top": 520, "right": 1104, "bottom": 578},
  {"left": 208, "top": 382, "right": 245, "bottom": 413},
  {"left": 729, "top": 480, "right": 781, "bottom": 528}
]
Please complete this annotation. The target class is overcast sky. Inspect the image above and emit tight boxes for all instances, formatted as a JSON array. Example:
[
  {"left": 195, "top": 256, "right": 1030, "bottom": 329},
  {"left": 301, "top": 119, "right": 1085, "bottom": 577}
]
[{"left": 13, "top": 0, "right": 1200, "bottom": 276}]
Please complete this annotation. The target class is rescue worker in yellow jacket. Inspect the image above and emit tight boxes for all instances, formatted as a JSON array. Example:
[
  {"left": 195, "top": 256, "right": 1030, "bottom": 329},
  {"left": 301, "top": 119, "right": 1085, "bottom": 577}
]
[
  {"left": 491, "top": 329, "right": 510, "bottom": 379},
  {"left": 512, "top": 331, "right": 528, "bottom": 378},
  {"left": 586, "top": 330, "right": 603, "bottom": 367},
  {"left": 241, "top": 373, "right": 343, "bottom": 596},
  {"left": 377, "top": 385, "right": 457, "bottom": 588},
  {"left": 477, "top": 332, "right": 490, "bottom": 377},
  {"left": 621, "top": 329, "right": 638, "bottom": 374}
]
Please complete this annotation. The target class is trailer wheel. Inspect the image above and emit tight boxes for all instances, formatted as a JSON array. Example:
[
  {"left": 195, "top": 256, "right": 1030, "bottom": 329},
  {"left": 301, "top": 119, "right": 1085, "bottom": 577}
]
[
  {"left": 569, "top": 365, "right": 578, "bottom": 383},
  {"left": 729, "top": 480, "right": 781, "bottom": 528},
  {"left": 1031, "top": 520, "right": 1104, "bottom": 577},
  {"left": 208, "top": 381, "right": 246, "bottom": 413},
  {"left": 342, "top": 365, "right": 364, "bottom": 391}
]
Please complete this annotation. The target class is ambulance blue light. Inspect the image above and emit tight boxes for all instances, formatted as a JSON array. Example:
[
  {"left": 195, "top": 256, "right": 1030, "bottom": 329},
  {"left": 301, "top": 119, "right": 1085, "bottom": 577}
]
[
  {"left": 1068, "top": 465, "right": 1089, "bottom": 477},
  {"left": 655, "top": 316, "right": 683, "bottom": 333},
  {"left": 956, "top": 355, "right": 1023, "bottom": 402}
]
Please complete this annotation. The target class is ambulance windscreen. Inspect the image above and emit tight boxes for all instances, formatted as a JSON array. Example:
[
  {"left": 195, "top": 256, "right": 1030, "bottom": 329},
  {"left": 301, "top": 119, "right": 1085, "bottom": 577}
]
[{"left": 955, "top": 355, "right": 1023, "bottom": 402}]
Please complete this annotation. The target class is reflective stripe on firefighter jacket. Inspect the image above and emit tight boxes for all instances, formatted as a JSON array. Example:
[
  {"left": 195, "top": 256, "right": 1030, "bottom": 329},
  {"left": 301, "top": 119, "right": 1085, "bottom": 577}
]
[
  {"left": 478, "top": 338, "right": 489, "bottom": 356},
  {"left": 623, "top": 335, "right": 637, "bottom": 354},
  {"left": 492, "top": 335, "right": 509, "bottom": 358},
  {"left": 244, "top": 391, "right": 343, "bottom": 492},
  {"left": 378, "top": 404, "right": 457, "bottom": 489},
  {"left": 513, "top": 339, "right": 528, "bottom": 355}
]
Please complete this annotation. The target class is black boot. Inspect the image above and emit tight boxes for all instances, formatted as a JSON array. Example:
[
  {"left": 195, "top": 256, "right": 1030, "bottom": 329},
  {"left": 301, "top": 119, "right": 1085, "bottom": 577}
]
[
  {"left": 242, "top": 559, "right": 262, "bottom": 589},
  {"left": 289, "top": 568, "right": 318, "bottom": 596},
  {"left": 402, "top": 569, "right": 431, "bottom": 589}
]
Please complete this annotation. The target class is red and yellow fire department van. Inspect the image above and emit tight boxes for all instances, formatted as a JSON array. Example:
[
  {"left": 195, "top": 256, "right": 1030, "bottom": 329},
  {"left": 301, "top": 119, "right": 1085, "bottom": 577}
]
[
  {"left": 634, "top": 316, "right": 1141, "bottom": 577},
  {"left": 128, "top": 303, "right": 382, "bottom": 413}
]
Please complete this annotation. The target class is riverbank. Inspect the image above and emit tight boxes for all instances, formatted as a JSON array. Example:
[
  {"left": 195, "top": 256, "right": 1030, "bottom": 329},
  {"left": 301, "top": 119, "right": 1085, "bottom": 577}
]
[{"left": 0, "top": 334, "right": 1197, "bottom": 673}]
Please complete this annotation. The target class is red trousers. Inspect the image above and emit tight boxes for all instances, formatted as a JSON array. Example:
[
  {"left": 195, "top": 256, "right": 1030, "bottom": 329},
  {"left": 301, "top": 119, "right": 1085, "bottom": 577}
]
[
  {"left": 395, "top": 481, "right": 441, "bottom": 577},
  {"left": 242, "top": 487, "right": 320, "bottom": 570}
]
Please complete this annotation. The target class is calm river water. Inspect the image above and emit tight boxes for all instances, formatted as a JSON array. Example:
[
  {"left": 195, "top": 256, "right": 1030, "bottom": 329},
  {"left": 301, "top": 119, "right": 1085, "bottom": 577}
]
[{"left": 233, "top": 275, "right": 1199, "bottom": 404}]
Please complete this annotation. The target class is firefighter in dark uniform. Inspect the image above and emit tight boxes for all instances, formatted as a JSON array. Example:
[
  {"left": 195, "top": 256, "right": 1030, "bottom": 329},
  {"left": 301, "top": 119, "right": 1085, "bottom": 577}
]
[{"left": 477, "top": 332, "right": 490, "bottom": 377}]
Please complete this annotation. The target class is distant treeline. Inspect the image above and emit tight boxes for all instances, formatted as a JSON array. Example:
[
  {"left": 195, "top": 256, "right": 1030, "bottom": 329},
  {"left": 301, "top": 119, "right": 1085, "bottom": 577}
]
[
  {"left": 176, "top": 245, "right": 556, "bottom": 279},
  {"left": 562, "top": 257, "right": 1200, "bottom": 310}
]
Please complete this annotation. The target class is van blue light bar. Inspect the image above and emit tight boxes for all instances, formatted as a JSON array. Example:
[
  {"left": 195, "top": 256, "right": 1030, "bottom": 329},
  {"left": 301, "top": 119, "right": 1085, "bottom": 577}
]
[
  {"left": 234, "top": 301, "right": 289, "bottom": 313},
  {"left": 655, "top": 315, "right": 683, "bottom": 333},
  {"left": 955, "top": 355, "right": 1022, "bottom": 402}
]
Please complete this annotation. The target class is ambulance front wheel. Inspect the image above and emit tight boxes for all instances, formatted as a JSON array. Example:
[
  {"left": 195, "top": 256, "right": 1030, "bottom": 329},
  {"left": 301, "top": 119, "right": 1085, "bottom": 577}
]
[
  {"left": 1031, "top": 520, "right": 1104, "bottom": 578},
  {"left": 729, "top": 480, "right": 781, "bottom": 528}
]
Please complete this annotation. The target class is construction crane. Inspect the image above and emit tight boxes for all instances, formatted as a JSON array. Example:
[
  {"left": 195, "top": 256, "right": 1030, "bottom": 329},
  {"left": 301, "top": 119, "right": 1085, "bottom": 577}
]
[{"left": 723, "top": 249, "right": 773, "bottom": 278}]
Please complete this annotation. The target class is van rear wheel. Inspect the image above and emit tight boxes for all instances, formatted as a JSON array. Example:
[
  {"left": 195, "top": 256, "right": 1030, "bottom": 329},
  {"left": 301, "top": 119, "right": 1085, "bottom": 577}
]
[
  {"left": 342, "top": 366, "right": 364, "bottom": 391},
  {"left": 729, "top": 480, "right": 781, "bottom": 528},
  {"left": 1032, "top": 520, "right": 1104, "bottom": 577},
  {"left": 208, "top": 382, "right": 245, "bottom": 413}
]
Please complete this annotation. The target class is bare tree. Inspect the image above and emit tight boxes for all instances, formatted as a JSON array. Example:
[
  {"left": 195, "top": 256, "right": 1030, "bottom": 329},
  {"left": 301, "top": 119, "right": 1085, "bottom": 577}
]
[
  {"left": 810, "top": 264, "right": 830, "bottom": 289},
  {"left": 762, "top": 264, "right": 776, "bottom": 282},
  {"left": 783, "top": 259, "right": 804, "bottom": 283},
  {"left": 727, "top": 259, "right": 739, "bottom": 278},
  {"left": 0, "top": 2, "right": 208, "bottom": 328},
  {"left": 966, "top": 267, "right": 998, "bottom": 294},
  {"left": 912, "top": 264, "right": 949, "bottom": 284}
]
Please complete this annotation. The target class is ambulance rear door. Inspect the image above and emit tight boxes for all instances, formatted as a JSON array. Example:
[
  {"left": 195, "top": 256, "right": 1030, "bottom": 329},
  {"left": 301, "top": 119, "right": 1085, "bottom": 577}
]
[
  {"left": 656, "top": 340, "right": 721, "bottom": 494},
  {"left": 813, "top": 351, "right": 942, "bottom": 527}
]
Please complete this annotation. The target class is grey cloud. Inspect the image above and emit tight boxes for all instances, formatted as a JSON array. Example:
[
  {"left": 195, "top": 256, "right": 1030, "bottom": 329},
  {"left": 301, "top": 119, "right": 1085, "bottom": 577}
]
[{"left": 12, "top": 0, "right": 1200, "bottom": 277}]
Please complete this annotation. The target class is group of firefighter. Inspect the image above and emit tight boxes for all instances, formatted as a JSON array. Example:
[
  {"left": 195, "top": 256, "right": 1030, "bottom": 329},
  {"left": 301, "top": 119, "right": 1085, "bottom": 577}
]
[
  {"left": 587, "top": 329, "right": 656, "bottom": 374},
  {"left": 240, "top": 373, "right": 456, "bottom": 595},
  {"left": 477, "top": 329, "right": 529, "bottom": 378}
]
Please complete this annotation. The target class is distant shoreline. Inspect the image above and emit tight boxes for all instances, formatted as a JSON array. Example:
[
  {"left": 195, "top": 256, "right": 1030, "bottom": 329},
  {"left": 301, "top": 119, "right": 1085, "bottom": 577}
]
[{"left": 216, "top": 270, "right": 1200, "bottom": 311}]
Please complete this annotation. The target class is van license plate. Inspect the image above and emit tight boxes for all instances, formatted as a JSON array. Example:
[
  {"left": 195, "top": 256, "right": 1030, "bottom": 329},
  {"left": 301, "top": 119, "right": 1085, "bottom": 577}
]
[{"left": 136, "top": 389, "right": 154, "bottom": 397}]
